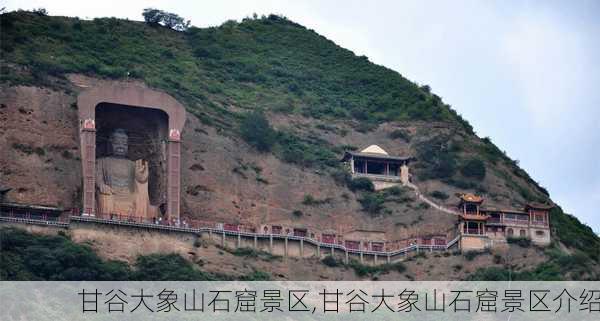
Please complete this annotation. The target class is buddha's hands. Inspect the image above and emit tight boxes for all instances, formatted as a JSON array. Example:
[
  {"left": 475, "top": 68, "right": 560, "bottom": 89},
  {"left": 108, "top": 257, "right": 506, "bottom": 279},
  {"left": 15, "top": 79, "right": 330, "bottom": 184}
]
[
  {"left": 98, "top": 183, "right": 113, "bottom": 195},
  {"left": 135, "top": 159, "right": 149, "bottom": 182}
]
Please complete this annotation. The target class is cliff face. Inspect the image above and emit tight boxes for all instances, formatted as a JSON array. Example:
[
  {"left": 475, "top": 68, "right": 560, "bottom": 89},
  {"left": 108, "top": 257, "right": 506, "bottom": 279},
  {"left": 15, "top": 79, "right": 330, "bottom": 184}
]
[
  {"left": 1, "top": 76, "right": 459, "bottom": 240},
  {"left": 1, "top": 11, "right": 598, "bottom": 279},
  {"left": 0, "top": 76, "right": 537, "bottom": 240},
  {"left": 0, "top": 85, "right": 81, "bottom": 207}
]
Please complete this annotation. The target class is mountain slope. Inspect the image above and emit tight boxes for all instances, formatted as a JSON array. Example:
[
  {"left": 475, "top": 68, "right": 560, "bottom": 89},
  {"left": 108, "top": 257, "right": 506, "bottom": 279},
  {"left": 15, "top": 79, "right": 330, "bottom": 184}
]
[{"left": 1, "top": 11, "right": 598, "bottom": 279}]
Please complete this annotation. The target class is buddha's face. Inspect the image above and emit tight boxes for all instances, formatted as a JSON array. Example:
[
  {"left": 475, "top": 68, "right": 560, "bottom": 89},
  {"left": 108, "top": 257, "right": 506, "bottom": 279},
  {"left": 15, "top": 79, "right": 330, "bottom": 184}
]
[{"left": 109, "top": 131, "right": 128, "bottom": 157}]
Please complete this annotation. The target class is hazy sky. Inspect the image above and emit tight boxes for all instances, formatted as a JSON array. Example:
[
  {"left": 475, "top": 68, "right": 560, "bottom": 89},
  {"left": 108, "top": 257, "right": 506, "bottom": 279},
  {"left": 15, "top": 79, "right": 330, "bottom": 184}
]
[{"left": 5, "top": 1, "right": 599, "bottom": 233}]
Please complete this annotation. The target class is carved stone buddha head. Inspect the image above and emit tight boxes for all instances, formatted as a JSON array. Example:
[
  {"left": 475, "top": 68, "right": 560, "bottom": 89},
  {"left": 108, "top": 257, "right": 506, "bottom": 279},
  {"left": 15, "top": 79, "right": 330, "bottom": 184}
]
[{"left": 109, "top": 128, "right": 128, "bottom": 157}]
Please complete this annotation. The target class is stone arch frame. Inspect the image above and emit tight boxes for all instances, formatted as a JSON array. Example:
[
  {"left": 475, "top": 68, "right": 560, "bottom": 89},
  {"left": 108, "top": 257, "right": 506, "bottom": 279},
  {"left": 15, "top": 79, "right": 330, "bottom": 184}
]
[{"left": 77, "top": 83, "right": 186, "bottom": 219}]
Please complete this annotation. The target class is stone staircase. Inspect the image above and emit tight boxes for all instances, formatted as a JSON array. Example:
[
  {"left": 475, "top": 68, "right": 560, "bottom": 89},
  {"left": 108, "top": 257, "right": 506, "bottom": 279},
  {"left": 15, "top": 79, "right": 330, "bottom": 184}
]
[{"left": 405, "top": 182, "right": 460, "bottom": 216}]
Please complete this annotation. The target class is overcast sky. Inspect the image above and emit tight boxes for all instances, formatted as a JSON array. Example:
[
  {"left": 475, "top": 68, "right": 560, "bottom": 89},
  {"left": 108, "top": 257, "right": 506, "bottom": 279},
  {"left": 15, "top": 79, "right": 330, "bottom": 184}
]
[{"left": 5, "top": 1, "right": 599, "bottom": 233}]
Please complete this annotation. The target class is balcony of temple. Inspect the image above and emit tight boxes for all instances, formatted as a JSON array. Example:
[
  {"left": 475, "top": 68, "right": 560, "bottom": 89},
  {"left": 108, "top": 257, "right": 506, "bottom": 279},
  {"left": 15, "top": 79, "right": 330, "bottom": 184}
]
[
  {"left": 480, "top": 202, "right": 553, "bottom": 229},
  {"left": 526, "top": 202, "right": 553, "bottom": 227},
  {"left": 482, "top": 208, "right": 531, "bottom": 227}
]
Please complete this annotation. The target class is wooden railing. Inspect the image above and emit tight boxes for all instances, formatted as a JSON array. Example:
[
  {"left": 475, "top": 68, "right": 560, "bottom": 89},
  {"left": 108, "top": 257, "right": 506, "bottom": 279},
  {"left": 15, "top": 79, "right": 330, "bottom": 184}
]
[
  {"left": 0, "top": 211, "right": 70, "bottom": 227},
  {"left": 352, "top": 172, "right": 401, "bottom": 182},
  {"left": 487, "top": 217, "right": 548, "bottom": 227},
  {"left": 0, "top": 210, "right": 463, "bottom": 259}
]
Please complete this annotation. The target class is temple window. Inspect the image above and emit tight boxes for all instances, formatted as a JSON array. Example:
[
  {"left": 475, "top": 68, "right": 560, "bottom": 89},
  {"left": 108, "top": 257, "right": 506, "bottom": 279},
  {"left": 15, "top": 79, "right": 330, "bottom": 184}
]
[
  {"left": 507, "top": 228, "right": 514, "bottom": 236},
  {"left": 345, "top": 240, "right": 360, "bottom": 250},
  {"left": 389, "top": 163, "right": 400, "bottom": 176},
  {"left": 535, "top": 230, "right": 545, "bottom": 236},
  {"left": 224, "top": 223, "right": 239, "bottom": 231},
  {"left": 272, "top": 225, "right": 282, "bottom": 234},
  {"left": 490, "top": 213, "right": 501, "bottom": 222},
  {"left": 465, "top": 204, "right": 478, "bottom": 214},
  {"left": 519, "top": 229, "right": 526, "bottom": 237},
  {"left": 371, "top": 242, "right": 384, "bottom": 251},
  {"left": 354, "top": 159, "right": 366, "bottom": 173},
  {"left": 293, "top": 228, "right": 307, "bottom": 237},
  {"left": 322, "top": 233, "right": 336, "bottom": 244},
  {"left": 369, "top": 161, "right": 386, "bottom": 175},
  {"left": 464, "top": 221, "right": 482, "bottom": 235},
  {"left": 434, "top": 238, "right": 446, "bottom": 245}
]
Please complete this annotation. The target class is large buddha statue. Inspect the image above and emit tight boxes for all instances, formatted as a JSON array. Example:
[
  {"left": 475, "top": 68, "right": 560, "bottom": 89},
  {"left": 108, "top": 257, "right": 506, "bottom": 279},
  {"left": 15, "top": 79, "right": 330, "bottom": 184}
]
[{"left": 96, "top": 129, "right": 157, "bottom": 218}]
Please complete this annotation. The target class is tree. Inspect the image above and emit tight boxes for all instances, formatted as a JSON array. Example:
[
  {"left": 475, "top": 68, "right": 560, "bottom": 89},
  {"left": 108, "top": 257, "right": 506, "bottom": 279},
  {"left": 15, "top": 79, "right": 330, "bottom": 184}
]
[
  {"left": 239, "top": 111, "right": 276, "bottom": 152},
  {"left": 142, "top": 8, "right": 190, "bottom": 32},
  {"left": 32, "top": 8, "right": 48, "bottom": 16},
  {"left": 460, "top": 158, "right": 486, "bottom": 180},
  {"left": 348, "top": 177, "right": 374, "bottom": 192}
]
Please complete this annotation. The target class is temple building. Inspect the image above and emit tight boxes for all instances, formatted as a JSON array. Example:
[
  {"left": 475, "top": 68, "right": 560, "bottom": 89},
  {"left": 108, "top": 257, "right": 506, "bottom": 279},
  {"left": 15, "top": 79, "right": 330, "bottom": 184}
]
[
  {"left": 458, "top": 193, "right": 552, "bottom": 251},
  {"left": 341, "top": 145, "right": 414, "bottom": 190}
]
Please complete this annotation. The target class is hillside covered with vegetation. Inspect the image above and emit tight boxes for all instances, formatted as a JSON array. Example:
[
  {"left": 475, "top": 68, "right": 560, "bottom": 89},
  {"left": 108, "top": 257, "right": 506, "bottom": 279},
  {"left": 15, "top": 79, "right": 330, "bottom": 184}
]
[
  {"left": 0, "top": 227, "right": 271, "bottom": 280},
  {"left": 0, "top": 10, "right": 598, "bottom": 280}
]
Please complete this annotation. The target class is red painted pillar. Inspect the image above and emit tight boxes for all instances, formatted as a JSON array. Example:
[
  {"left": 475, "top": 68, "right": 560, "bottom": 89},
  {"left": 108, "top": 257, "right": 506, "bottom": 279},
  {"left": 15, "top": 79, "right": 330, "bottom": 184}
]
[
  {"left": 80, "top": 122, "right": 96, "bottom": 216},
  {"left": 167, "top": 136, "right": 181, "bottom": 221}
]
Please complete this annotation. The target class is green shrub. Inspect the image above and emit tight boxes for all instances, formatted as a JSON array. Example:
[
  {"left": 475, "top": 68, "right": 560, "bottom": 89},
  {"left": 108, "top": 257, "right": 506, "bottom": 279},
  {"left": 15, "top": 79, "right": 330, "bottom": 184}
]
[
  {"left": 132, "top": 253, "right": 215, "bottom": 280},
  {"left": 417, "top": 202, "right": 430, "bottom": 210},
  {"left": 61, "top": 150, "right": 73, "bottom": 159},
  {"left": 12, "top": 143, "right": 45, "bottom": 156},
  {"left": 550, "top": 206, "right": 600, "bottom": 261},
  {"left": 430, "top": 191, "right": 449, "bottom": 200},
  {"left": 460, "top": 158, "right": 486, "bottom": 180},
  {"left": 443, "top": 178, "right": 477, "bottom": 190},
  {"left": 388, "top": 129, "right": 411, "bottom": 142},
  {"left": 321, "top": 255, "right": 340, "bottom": 267},
  {"left": 385, "top": 186, "right": 404, "bottom": 196},
  {"left": 302, "top": 194, "right": 331, "bottom": 206},
  {"left": 230, "top": 247, "right": 260, "bottom": 257},
  {"left": 239, "top": 111, "right": 276, "bottom": 152},
  {"left": 273, "top": 131, "right": 338, "bottom": 168},
  {"left": 358, "top": 192, "right": 386, "bottom": 215},
  {"left": 0, "top": 227, "right": 130, "bottom": 281},
  {"left": 493, "top": 254, "right": 502, "bottom": 264},
  {"left": 416, "top": 138, "right": 458, "bottom": 179},
  {"left": 228, "top": 247, "right": 279, "bottom": 261},
  {"left": 464, "top": 250, "right": 485, "bottom": 261},
  {"left": 292, "top": 210, "right": 303, "bottom": 217},
  {"left": 330, "top": 167, "right": 351, "bottom": 186},
  {"left": 472, "top": 265, "right": 557, "bottom": 281},
  {"left": 414, "top": 251, "right": 427, "bottom": 259},
  {"left": 0, "top": 228, "right": 277, "bottom": 281},
  {"left": 479, "top": 137, "right": 505, "bottom": 164},
  {"left": 348, "top": 177, "right": 374, "bottom": 192},
  {"left": 507, "top": 237, "right": 532, "bottom": 248}
]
